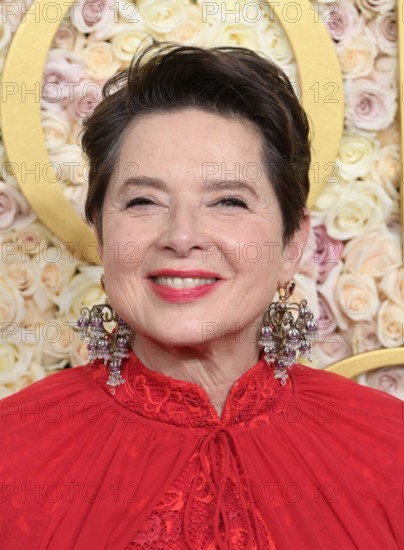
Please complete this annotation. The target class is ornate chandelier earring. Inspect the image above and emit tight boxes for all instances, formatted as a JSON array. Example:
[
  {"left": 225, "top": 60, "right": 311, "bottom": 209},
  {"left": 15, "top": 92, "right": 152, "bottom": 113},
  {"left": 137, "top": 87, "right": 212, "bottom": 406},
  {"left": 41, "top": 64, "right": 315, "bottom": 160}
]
[
  {"left": 75, "top": 275, "right": 132, "bottom": 394},
  {"left": 258, "top": 279, "right": 318, "bottom": 385}
]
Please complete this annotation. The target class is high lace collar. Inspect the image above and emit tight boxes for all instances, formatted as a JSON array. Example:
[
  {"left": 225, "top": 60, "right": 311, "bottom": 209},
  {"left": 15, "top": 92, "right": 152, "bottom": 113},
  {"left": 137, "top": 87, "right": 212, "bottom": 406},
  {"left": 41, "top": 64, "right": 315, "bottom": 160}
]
[{"left": 90, "top": 348, "right": 294, "bottom": 430}]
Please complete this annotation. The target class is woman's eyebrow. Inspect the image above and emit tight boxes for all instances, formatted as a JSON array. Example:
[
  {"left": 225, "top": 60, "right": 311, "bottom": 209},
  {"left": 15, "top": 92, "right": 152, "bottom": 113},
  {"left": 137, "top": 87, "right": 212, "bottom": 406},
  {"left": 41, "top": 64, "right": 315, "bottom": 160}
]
[{"left": 121, "top": 175, "right": 260, "bottom": 198}]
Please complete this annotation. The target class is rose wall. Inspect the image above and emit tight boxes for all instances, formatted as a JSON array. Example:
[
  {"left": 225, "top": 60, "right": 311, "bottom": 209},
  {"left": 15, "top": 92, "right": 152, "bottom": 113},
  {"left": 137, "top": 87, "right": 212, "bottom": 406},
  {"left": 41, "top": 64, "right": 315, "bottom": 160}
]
[{"left": 0, "top": 0, "right": 402, "bottom": 396}]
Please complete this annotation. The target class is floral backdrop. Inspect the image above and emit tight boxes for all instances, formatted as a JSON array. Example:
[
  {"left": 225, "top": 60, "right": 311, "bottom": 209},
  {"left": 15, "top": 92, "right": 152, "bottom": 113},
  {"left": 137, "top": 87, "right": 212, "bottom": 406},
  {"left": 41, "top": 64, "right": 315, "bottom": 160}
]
[{"left": 0, "top": 0, "right": 402, "bottom": 397}]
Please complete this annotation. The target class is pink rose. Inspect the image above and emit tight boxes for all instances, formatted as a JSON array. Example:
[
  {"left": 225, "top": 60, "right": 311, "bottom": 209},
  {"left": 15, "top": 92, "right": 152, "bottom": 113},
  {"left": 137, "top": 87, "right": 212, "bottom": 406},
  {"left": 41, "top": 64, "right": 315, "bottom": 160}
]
[
  {"left": 369, "top": 13, "right": 397, "bottom": 56},
  {"left": 345, "top": 77, "right": 397, "bottom": 131},
  {"left": 312, "top": 224, "right": 343, "bottom": 284},
  {"left": 70, "top": 0, "right": 115, "bottom": 39},
  {"left": 51, "top": 21, "right": 79, "bottom": 51},
  {"left": 352, "top": 319, "right": 381, "bottom": 354},
  {"left": 0, "top": 182, "right": 36, "bottom": 229},
  {"left": 320, "top": 0, "right": 363, "bottom": 44},
  {"left": 42, "top": 51, "right": 85, "bottom": 113},
  {"left": 0, "top": 0, "right": 34, "bottom": 33},
  {"left": 66, "top": 79, "right": 103, "bottom": 122},
  {"left": 316, "top": 294, "right": 338, "bottom": 344},
  {"left": 311, "top": 331, "right": 352, "bottom": 369}
]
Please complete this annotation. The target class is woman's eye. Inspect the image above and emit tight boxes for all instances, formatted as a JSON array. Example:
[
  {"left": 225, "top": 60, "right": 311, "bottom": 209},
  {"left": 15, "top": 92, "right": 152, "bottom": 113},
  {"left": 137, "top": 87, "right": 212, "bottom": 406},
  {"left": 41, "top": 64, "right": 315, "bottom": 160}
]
[
  {"left": 215, "top": 196, "right": 248, "bottom": 208},
  {"left": 126, "top": 197, "right": 155, "bottom": 208}
]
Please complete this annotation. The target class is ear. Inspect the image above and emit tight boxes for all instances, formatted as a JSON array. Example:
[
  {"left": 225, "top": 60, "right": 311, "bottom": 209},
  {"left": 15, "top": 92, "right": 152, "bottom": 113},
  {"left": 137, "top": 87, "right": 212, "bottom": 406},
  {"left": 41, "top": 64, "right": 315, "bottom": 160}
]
[{"left": 277, "top": 207, "right": 311, "bottom": 288}]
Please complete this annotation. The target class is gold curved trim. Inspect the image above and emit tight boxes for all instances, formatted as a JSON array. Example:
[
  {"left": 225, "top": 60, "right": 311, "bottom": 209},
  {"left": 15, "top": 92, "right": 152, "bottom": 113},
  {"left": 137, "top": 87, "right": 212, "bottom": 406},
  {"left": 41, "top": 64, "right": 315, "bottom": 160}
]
[
  {"left": 325, "top": 348, "right": 404, "bottom": 379},
  {"left": 1, "top": 0, "right": 344, "bottom": 262}
]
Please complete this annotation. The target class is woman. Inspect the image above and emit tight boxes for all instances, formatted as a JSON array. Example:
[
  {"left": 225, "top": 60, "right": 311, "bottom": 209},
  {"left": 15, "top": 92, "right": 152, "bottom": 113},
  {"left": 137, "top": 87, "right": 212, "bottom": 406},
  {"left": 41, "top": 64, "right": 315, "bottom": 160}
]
[{"left": 1, "top": 42, "right": 403, "bottom": 549}]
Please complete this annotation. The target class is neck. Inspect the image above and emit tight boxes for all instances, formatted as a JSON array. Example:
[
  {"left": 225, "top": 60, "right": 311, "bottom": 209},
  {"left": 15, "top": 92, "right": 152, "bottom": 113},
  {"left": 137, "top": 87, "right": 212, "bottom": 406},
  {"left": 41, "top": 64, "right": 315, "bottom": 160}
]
[{"left": 130, "top": 336, "right": 263, "bottom": 417}]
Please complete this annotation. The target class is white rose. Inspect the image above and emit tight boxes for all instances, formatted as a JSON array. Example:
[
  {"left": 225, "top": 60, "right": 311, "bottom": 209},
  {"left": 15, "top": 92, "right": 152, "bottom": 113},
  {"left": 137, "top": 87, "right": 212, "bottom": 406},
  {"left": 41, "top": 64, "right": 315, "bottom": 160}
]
[
  {"left": 3, "top": 361, "right": 46, "bottom": 394},
  {"left": 257, "top": 20, "right": 294, "bottom": 65},
  {"left": 352, "top": 319, "right": 381, "bottom": 354},
  {"left": 377, "top": 300, "right": 404, "bottom": 347},
  {"left": 311, "top": 181, "right": 343, "bottom": 227},
  {"left": 335, "top": 273, "right": 379, "bottom": 322},
  {"left": 42, "top": 111, "right": 71, "bottom": 152},
  {"left": 83, "top": 41, "right": 121, "bottom": 80},
  {"left": 325, "top": 180, "right": 393, "bottom": 240},
  {"left": 371, "top": 144, "right": 400, "bottom": 200},
  {"left": 370, "top": 55, "right": 397, "bottom": 91},
  {"left": 59, "top": 265, "right": 105, "bottom": 322},
  {"left": 36, "top": 318, "right": 75, "bottom": 371},
  {"left": 336, "top": 132, "right": 379, "bottom": 180},
  {"left": 39, "top": 254, "right": 77, "bottom": 306},
  {"left": 111, "top": 24, "right": 152, "bottom": 62},
  {"left": 166, "top": 4, "right": 208, "bottom": 45},
  {"left": 380, "top": 265, "right": 404, "bottom": 310},
  {"left": 337, "top": 32, "right": 377, "bottom": 79},
  {"left": 50, "top": 144, "right": 88, "bottom": 186},
  {"left": 342, "top": 223, "right": 401, "bottom": 278},
  {"left": 0, "top": 339, "right": 32, "bottom": 385},
  {"left": 0, "top": 278, "right": 25, "bottom": 324},
  {"left": 0, "top": 14, "right": 12, "bottom": 50},
  {"left": 140, "top": 0, "right": 184, "bottom": 34},
  {"left": 345, "top": 77, "right": 397, "bottom": 132},
  {"left": 355, "top": 0, "right": 395, "bottom": 19},
  {"left": 0, "top": 181, "right": 36, "bottom": 230},
  {"left": 209, "top": 21, "right": 263, "bottom": 50}
]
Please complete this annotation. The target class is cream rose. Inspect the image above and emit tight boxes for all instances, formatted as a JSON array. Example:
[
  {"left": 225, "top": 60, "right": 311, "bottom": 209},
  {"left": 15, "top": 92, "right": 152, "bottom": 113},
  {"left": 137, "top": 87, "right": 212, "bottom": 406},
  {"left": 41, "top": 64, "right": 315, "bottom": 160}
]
[
  {"left": 345, "top": 77, "right": 397, "bottom": 132},
  {"left": 352, "top": 319, "right": 381, "bottom": 354},
  {"left": 0, "top": 15, "right": 12, "bottom": 51},
  {"left": 69, "top": 332, "right": 90, "bottom": 367},
  {"left": 291, "top": 272, "right": 320, "bottom": 321},
  {"left": 380, "top": 265, "right": 404, "bottom": 310},
  {"left": 0, "top": 339, "right": 32, "bottom": 385},
  {"left": 59, "top": 265, "right": 105, "bottom": 322},
  {"left": 325, "top": 180, "right": 393, "bottom": 240},
  {"left": 370, "top": 56, "right": 397, "bottom": 91},
  {"left": 342, "top": 223, "right": 401, "bottom": 278},
  {"left": 210, "top": 21, "right": 263, "bottom": 50},
  {"left": 377, "top": 300, "right": 404, "bottom": 347},
  {"left": 40, "top": 254, "right": 77, "bottom": 306},
  {"left": 70, "top": 0, "right": 115, "bottom": 39},
  {"left": 83, "top": 41, "right": 122, "bottom": 80},
  {"left": 257, "top": 20, "right": 294, "bottom": 65},
  {"left": 42, "top": 111, "right": 71, "bottom": 151},
  {"left": 336, "top": 132, "right": 379, "bottom": 181},
  {"left": 371, "top": 144, "right": 400, "bottom": 200},
  {"left": 2, "top": 259, "right": 37, "bottom": 298},
  {"left": 0, "top": 181, "right": 36, "bottom": 230},
  {"left": 337, "top": 33, "right": 377, "bottom": 79},
  {"left": 3, "top": 361, "right": 46, "bottom": 394},
  {"left": 335, "top": 273, "right": 379, "bottom": 322},
  {"left": 11, "top": 222, "right": 55, "bottom": 258}
]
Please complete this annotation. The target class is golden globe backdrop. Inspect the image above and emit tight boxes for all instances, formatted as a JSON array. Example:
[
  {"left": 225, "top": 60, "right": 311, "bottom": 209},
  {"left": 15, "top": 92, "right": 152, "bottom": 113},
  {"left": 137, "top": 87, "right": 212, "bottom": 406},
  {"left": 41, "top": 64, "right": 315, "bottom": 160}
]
[{"left": 0, "top": 0, "right": 402, "bottom": 397}]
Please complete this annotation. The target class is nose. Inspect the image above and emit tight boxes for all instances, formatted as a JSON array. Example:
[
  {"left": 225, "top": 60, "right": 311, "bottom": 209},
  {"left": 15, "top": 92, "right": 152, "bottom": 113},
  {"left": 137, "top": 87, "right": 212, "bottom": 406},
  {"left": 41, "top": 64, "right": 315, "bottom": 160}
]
[{"left": 157, "top": 201, "right": 205, "bottom": 256}]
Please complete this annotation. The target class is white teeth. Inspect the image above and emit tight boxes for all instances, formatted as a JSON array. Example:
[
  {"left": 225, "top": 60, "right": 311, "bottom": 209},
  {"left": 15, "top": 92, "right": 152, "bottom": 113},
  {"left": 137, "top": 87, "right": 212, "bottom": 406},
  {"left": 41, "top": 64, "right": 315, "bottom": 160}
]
[{"left": 153, "top": 277, "right": 217, "bottom": 288}]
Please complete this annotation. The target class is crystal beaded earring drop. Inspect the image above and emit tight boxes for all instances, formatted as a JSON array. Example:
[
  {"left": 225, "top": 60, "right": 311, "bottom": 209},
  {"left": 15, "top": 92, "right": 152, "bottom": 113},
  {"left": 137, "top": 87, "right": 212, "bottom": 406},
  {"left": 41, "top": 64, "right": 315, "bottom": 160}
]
[
  {"left": 75, "top": 275, "right": 131, "bottom": 394},
  {"left": 258, "top": 279, "right": 318, "bottom": 385}
]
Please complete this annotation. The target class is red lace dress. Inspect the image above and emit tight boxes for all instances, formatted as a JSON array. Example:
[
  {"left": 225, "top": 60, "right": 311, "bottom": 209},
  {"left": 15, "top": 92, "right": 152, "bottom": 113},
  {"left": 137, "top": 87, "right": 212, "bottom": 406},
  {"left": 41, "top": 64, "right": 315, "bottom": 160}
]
[{"left": 1, "top": 349, "right": 404, "bottom": 549}]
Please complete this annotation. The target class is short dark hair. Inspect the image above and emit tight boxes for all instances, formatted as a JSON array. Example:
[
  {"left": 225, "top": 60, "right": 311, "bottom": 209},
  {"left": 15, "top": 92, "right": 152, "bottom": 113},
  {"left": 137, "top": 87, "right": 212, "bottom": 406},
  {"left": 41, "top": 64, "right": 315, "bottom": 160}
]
[{"left": 81, "top": 41, "right": 311, "bottom": 245}]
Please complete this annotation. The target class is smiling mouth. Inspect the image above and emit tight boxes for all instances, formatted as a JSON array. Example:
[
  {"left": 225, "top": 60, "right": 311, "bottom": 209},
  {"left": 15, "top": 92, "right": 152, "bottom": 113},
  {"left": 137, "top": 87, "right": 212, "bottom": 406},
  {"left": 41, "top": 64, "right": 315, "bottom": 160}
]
[{"left": 151, "top": 276, "right": 219, "bottom": 289}]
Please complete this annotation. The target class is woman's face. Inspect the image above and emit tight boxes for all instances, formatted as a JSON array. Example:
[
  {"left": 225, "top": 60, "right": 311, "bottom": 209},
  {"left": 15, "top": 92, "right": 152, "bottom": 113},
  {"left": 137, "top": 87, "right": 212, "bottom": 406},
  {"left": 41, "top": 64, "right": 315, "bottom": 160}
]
[{"left": 99, "top": 107, "right": 310, "bottom": 347}]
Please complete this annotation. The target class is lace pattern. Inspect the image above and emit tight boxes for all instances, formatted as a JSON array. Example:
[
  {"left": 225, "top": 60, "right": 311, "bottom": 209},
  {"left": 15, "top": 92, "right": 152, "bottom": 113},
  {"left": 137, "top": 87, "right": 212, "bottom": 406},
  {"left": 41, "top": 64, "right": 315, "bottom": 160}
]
[{"left": 89, "top": 350, "right": 293, "bottom": 549}]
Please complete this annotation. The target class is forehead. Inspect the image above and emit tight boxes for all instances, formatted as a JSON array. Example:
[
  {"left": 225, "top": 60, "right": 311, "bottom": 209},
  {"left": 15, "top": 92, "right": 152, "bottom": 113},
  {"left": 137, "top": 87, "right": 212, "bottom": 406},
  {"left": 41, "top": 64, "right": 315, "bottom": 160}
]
[{"left": 115, "top": 107, "right": 266, "bottom": 179}]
